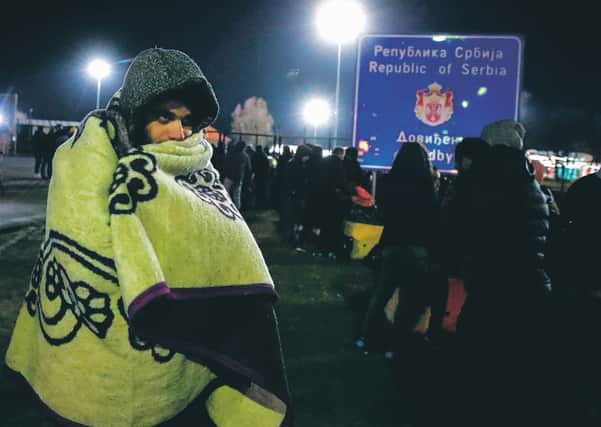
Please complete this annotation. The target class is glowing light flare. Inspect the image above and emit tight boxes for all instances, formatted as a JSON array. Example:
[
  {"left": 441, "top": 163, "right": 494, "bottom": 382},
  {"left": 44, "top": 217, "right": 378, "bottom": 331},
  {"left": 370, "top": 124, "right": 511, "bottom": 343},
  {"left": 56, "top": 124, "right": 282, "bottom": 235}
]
[
  {"left": 87, "top": 59, "right": 111, "bottom": 80},
  {"left": 0, "top": 113, "right": 4, "bottom": 125},
  {"left": 461, "top": 100, "right": 469, "bottom": 108},
  {"left": 432, "top": 35, "right": 447, "bottom": 42},
  {"left": 316, "top": 0, "right": 366, "bottom": 44},
  {"left": 302, "top": 98, "right": 332, "bottom": 127},
  {"left": 358, "top": 139, "right": 370, "bottom": 155},
  {"left": 477, "top": 86, "right": 488, "bottom": 96}
]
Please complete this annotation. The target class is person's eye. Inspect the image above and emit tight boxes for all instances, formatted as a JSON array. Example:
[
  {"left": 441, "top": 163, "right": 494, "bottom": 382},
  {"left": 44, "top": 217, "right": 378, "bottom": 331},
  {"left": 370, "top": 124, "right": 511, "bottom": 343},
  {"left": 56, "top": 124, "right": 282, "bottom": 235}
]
[
  {"left": 155, "top": 110, "right": 175, "bottom": 124},
  {"left": 181, "top": 116, "right": 194, "bottom": 128},
  {"left": 157, "top": 115, "right": 171, "bottom": 124}
]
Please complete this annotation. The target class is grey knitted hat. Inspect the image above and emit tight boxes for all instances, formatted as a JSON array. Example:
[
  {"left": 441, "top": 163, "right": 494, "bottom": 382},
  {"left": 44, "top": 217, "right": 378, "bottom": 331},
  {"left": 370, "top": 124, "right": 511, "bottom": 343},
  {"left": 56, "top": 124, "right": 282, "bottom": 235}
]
[
  {"left": 480, "top": 119, "right": 526, "bottom": 150},
  {"left": 120, "top": 48, "right": 219, "bottom": 132}
]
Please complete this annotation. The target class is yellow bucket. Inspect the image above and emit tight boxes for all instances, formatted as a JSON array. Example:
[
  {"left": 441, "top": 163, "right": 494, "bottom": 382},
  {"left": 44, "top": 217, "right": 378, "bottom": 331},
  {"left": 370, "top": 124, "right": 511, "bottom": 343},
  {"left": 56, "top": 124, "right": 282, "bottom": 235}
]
[{"left": 343, "top": 221, "right": 384, "bottom": 260}]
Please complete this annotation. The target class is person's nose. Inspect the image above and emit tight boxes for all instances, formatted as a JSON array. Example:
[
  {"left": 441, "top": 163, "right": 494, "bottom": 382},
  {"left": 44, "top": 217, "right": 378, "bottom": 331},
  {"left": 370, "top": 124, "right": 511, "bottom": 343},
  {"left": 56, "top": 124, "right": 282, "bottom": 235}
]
[{"left": 167, "top": 120, "right": 192, "bottom": 141}]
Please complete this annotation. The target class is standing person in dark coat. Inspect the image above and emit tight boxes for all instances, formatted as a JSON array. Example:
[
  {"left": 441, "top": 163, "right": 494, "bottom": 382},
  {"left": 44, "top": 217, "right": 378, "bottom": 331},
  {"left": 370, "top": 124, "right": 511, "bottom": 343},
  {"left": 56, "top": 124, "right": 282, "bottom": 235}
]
[
  {"left": 252, "top": 145, "right": 270, "bottom": 209},
  {"left": 545, "top": 168, "right": 601, "bottom": 427},
  {"left": 358, "top": 142, "right": 440, "bottom": 426},
  {"left": 274, "top": 145, "right": 292, "bottom": 214},
  {"left": 302, "top": 144, "right": 324, "bottom": 247},
  {"left": 39, "top": 126, "right": 54, "bottom": 180},
  {"left": 281, "top": 145, "right": 312, "bottom": 245},
  {"left": 455, "top": 120, "right": 552, "bottom": 427},
  {"left": 343, "top": 146, "right": 366, "bottom": 188},
  {"left": 439, "top": 137, "right": 491, "bottom": 276},
  {"left": 31, "top": 127, "right": 45, "bottom": 178},
  {"left": 313, "top": 146, "right": 353, "bottom": 258},
  {"left": 211, "top": 139, "right": 227, "bottom": 177},
  {"left": 223, "top": 140, "right": 251, "bottom": 210}
]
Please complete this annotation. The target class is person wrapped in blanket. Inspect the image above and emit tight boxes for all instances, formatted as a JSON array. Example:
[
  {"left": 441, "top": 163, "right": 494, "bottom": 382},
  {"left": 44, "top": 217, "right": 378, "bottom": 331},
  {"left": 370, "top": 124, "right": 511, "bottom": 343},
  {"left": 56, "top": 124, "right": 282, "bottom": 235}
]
[{"left": 5, "top": 48, "right": 292, "bottom": 427}]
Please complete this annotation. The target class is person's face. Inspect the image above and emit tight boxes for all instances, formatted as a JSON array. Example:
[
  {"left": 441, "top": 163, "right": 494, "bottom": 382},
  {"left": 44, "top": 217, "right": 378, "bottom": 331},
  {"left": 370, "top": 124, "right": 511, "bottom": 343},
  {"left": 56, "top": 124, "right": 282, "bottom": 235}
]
[{"left": 145, "top": 101, "right": 193, "bottom": 144}]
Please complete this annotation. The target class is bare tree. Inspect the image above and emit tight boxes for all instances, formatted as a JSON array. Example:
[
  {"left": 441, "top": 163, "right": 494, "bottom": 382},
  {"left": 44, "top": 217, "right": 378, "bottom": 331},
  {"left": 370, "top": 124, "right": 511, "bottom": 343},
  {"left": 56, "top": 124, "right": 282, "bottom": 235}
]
[{"left": 231, "top": 97, "right": 275, "bottom": 148}]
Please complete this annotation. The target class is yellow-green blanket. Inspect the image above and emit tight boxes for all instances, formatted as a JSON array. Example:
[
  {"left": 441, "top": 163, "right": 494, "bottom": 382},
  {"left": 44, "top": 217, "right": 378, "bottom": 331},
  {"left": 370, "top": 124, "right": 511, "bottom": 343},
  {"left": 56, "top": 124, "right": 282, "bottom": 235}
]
[{"left": 5, "top": 115, "right": 289, "bottom": 426}]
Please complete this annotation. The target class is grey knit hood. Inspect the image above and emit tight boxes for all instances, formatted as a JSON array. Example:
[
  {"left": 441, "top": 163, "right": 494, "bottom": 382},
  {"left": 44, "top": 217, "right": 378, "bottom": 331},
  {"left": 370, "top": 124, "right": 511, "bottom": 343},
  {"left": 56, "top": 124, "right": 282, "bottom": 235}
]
[
  {"left": 92, "top": 48, "right": 219, "bottom": 157},
  {"left": 121, "top": 48, "right": 219, "bottom": 132},
  {"left": 480, "top": 119, "right": 525, "bottom": 151}
]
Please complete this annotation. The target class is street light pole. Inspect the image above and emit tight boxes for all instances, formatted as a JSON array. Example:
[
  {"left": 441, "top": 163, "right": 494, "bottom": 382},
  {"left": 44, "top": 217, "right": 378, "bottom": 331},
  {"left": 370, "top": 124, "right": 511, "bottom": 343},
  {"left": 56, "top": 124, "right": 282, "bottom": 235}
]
[
  {"left": 96, "top": 79, "right": 102, "bottom": 110},
  {"left": 316, "top": 0, "right": 366, "bottom": 145},
  {"left": 302, "top": 97, "right": 332, "bottom": 147},
  {"left": 87, "top": 59, "right": 111, "bottom": 111},
  {"left": 333, "top": 43, "right": 342, "bottom": 143}
]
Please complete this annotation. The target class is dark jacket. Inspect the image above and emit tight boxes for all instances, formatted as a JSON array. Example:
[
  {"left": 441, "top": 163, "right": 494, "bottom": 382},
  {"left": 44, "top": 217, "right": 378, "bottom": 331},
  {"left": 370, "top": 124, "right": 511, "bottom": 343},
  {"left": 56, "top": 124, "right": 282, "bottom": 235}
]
[
  {"left": 223, "top": 141, "right": 251, "bottom": 187},
  {"left": 315, "top": 155, "right": 352, "bottom": 203},
  {"left": 552, "top": 172, "right": 601, "bottom": 294},
  {"left": 460, "top": 146, "right": 551, "bottom": 295},
  {"left": 378, "top": 170, "right": 440, "bottom": 252},
  {"left": 212, "top": 141, "right": 226, "bottom": 176},
  {"left": 343, "top": 157, "right": 365, "bottom": 188},
  {"left": 252, "top": 147, "right": 270, "bottom": 183}
]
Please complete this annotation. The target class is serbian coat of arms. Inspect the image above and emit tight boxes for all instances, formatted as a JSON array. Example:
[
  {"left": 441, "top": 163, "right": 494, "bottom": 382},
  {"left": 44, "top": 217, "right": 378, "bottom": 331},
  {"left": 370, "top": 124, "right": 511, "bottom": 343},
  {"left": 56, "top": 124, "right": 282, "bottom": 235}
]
[{"left": 414, "top": 82, "right": 453, "bottom": 127}]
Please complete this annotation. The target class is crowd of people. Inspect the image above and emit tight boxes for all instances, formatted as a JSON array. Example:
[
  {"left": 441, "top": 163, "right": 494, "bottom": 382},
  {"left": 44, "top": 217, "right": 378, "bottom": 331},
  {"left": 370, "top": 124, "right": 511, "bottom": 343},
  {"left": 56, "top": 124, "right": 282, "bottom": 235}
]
[
  {"left": 30, "top": 124, "right": 75, "bottom": 179},
  {"left": 212, "top": 118, "right": 601, "bottom": 427},
  {"left": 213, "top": 139, "right": 372, "bottom": 259}
]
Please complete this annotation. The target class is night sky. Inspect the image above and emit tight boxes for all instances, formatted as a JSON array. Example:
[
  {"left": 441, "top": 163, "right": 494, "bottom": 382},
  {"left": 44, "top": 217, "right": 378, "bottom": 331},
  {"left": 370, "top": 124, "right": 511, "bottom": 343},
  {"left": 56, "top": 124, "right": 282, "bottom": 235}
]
[{"left": 0, "top": 0, "right": 596, "bottom": 151}]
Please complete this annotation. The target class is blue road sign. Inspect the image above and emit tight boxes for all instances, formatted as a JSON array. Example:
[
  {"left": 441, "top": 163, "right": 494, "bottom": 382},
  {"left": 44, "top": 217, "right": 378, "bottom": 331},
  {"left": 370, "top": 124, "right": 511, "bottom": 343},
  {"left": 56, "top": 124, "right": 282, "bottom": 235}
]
[{"left": 352, "top": 34, "right": 523, "bottom": 171}]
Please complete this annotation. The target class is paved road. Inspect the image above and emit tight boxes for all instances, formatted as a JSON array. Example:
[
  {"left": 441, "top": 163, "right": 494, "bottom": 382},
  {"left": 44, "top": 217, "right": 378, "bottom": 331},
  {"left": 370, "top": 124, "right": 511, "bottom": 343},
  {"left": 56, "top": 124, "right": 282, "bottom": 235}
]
[{"left": 0, "top": 155, "right": 48, "bottom": 232}]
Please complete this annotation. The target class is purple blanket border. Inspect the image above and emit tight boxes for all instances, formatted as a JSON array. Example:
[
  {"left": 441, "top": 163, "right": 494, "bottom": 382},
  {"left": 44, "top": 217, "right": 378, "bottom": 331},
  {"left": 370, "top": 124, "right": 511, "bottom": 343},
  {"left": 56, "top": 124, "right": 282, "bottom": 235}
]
[
  {"left": 127, "top": 282, "right": 278, "bottom": 321},
  {"left": 5, "top": 283, "right": 279, "bottom": 425}
]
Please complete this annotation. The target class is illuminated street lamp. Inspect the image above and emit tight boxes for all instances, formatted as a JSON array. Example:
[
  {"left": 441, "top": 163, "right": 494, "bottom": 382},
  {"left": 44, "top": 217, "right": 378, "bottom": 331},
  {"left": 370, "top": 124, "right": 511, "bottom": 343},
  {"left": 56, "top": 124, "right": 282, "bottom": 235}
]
[
  {"left": 87, "top": 59, "right": 111, "bottom": 109},
  {"left": 302, "top": 98, "right": 332, "bottom": 144},
  {"left": 316, "top": 0, "right": 366, "bottom": 142}
]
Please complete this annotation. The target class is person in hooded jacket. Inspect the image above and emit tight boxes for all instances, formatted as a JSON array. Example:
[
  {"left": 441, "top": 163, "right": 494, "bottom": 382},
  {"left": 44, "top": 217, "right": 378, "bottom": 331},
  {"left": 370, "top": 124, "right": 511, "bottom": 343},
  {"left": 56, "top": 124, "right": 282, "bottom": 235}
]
[
  {"left": 281, "top": 144, "right": 312, "bottom": 245},
  {"left": 357, "top": 142, "right": 441, "bottom": 426},
  {"left": 274, "top": 145, "right": 292, "bottom": 214},
  {"left": 5, "top": 48, "right": 291, "bottom": 427},
  {"left": 312, "top": 146, "right": 354, "bottom": 257},
  {"left": 223, "top": 139, "right": 252, "bottom": 210},
  {"left": 31, "top": 127, "right": 45, "bottom": 178},
  {"left": 211, "top": 139, "right": 227, "bottom": 177},
  {"left": 454, "top": 119, "right": 552, "bottom": 427},
  {"left": 343, "top": 146, "right": 367, "bottom": 189},
  {"left": 440, "top": 137, "right": 491, "bottom": 278}
]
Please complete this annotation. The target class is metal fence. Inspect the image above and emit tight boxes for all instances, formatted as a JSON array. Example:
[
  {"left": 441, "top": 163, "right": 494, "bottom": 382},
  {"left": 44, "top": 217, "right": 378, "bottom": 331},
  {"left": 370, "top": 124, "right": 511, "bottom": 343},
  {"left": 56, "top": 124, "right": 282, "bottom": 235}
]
[
  {"left": 204, "top": 129, "right": 353, "bottom": 152},
  {"left": 7, "top": 124, "right": 599, "bottom": 197}
]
